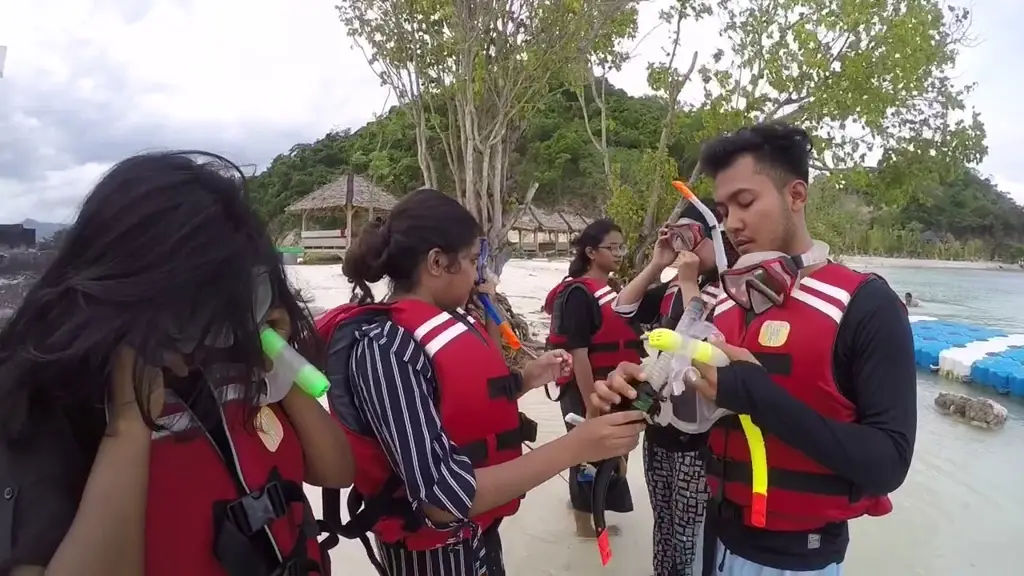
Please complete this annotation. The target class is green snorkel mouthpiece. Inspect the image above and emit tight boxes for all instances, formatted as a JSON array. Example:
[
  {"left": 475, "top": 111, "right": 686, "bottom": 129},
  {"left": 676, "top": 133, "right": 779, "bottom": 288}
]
[{"left": 260, "top": 327, "right": 330, "bottom": 398}]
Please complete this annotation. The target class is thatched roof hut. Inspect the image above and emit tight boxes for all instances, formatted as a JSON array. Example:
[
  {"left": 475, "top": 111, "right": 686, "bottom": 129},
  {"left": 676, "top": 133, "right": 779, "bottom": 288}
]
[
  {"left": 528, "top": 206, "right": 570, "bottom": 232},
  {"left": 558, "top": 212, "right": 590, "bottom": 232},
  {"left": 285, "top": 174, "right": 399, "bottom": 214},
  {"left": 509, "top": 206, "right": 541, "bottom": 231}
]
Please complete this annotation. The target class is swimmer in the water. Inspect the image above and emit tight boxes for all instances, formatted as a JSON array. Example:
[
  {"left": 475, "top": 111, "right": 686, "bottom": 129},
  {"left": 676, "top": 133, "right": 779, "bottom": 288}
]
[{"left": 905, "top": 292, "right": 921, "bottom": 307}]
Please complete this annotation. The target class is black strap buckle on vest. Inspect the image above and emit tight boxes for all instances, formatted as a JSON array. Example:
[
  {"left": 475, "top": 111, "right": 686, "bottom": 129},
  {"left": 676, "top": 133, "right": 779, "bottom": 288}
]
[
  {"left": 319, "top": 414, "right": 538, "bottom": 575},
  {"left": 588, "top": 339, "right": 644, "bottom": 354},
  {"left": 486, "top": 373, "right": 524, "bottom": 401},
  {"left": 214, "top": 468, "right": 322, "bottom": 576},
  {"left": 460, "top": 413, "right": 535, "bottom": 465},
  {"left": 226, "top": 480, "right": 289, "bottom": 536},
  {"left": 320, "top": 474, "right": 411, "bottom": 576}
]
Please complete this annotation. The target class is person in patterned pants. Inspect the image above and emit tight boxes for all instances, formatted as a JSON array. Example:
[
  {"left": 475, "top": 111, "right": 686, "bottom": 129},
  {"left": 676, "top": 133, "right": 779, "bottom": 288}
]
[
  {"left": 643, "top": 430, "right": 709, "bottom": 576},
  {"left": 613, "top": 201, "right": 736, "bottom": 576}
]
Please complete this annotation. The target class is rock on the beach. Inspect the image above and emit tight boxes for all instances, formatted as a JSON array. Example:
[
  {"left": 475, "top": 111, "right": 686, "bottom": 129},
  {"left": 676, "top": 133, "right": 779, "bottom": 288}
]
[{"left": 934, "top": 391, "right": 1008, "bottom": 429}]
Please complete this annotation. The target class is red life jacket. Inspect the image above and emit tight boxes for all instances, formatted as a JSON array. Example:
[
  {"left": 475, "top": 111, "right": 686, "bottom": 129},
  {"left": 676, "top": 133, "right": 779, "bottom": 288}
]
[
  {"left": 146, "top": 376, "right": 323, "bottom": 576},
  {"left": 659, "top": 280, "right": 723, "bottom": 324},
  {"left": 659, "top": 282, "right": 680, "bottom": 318},
  {"left": 316, "top": 299, "right": 534, "bottom": 553},
  {"left": 708, "top": 263, "right": 894, "bottom": 531},
  {"left": 543, "top": 276, "right": 644, "bottom": 387}
]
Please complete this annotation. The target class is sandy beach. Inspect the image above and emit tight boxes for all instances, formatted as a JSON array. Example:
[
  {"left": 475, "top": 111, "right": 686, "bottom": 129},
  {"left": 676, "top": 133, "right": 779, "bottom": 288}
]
[{"left": 841, "top": 255, "right": 1022, "bottom": 271}]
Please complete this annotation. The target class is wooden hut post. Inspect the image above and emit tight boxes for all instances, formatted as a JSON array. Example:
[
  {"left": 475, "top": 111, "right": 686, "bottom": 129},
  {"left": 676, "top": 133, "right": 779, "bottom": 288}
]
[{"left": 345, "top": 173, "right": 355, "bottom": 246}]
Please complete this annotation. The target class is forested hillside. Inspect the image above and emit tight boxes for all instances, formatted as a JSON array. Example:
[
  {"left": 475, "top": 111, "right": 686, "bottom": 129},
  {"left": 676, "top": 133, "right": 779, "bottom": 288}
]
[{"left": 248, "top": 83, "right": 1024, "bottom": 263}]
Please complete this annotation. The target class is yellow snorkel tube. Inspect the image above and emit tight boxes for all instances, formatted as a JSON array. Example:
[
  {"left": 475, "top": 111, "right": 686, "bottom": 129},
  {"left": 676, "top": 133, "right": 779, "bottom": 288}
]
[{"left": 665, "top": 180, "right": 770, "bottom": 528}]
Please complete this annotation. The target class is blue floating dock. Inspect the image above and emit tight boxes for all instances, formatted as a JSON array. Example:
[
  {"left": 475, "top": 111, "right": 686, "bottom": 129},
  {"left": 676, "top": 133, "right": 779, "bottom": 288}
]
[{"left": 910, "top": 316, "right": 1024, "bottom": 397}]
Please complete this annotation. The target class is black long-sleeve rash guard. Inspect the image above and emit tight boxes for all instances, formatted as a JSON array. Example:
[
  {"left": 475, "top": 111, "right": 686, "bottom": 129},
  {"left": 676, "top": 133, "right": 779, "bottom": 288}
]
[{"left": 716, "top": 277, "right": 917, "bottom": 493}]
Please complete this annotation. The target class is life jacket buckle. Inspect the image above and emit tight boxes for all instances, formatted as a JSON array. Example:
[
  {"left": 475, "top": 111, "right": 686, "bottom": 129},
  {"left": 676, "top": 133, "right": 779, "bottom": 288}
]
[
  {"left": 226, "top": 480, "right": 289, "bottom": 536},
  {"left": 519, "top": 412, "right": 538, "bottom": 443}
]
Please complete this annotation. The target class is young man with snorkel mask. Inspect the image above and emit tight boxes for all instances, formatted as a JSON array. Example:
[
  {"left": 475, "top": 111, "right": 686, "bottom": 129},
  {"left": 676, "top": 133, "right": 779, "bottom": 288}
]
[
  {"left": 590, "top": 123, "right": 917, "bottom": 576},
  {"left": 614, "top": 203, "right": 738, "bottom": 576}
]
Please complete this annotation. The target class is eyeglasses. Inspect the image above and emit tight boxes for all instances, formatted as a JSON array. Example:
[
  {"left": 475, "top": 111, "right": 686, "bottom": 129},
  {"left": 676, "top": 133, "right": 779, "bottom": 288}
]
[{"left": 598, "top": 245, "right": 628, "bottom": 257}]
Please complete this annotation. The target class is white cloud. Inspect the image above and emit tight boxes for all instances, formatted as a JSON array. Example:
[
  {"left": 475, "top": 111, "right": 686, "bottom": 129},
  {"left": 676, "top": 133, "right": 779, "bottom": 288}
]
[
  {"left": 1, "top": 0, "right": 1022, "bottom": 223},
  {"left": 0, "top": 0, "right": 388, "bottom": 223}
]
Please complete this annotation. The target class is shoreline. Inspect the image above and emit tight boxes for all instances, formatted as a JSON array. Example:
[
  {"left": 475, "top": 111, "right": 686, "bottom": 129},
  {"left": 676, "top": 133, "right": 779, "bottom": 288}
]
[{"left": 839, "top": 255, "right": 1023, "bottom": 271}]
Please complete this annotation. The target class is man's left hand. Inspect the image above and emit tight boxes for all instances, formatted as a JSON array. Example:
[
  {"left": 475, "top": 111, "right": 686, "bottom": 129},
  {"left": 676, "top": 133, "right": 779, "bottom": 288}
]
[
  {"left": 523, "top": 349, "right": 573, "bottom": 391},
  {"left": 689, "top": 338, "right": 761, "bottom": 402}
]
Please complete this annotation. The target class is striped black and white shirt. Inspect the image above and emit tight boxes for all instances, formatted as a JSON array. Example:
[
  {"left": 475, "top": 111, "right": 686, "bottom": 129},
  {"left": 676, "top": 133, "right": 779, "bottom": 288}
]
[{"left": 345, "top": 310, "right": 493, "bottom": 575}]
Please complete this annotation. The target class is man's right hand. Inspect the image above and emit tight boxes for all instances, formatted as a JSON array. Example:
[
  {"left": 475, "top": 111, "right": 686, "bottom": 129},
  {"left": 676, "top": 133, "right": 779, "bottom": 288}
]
[
  {"left": 589, "top": 361, "right": 645, "bottom": 413},
  {"left": 568, "top": 411, "right": 645, "bottom": 462}
]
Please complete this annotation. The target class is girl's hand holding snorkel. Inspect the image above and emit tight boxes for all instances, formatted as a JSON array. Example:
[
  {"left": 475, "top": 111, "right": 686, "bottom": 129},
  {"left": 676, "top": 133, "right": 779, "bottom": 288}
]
[
  {"left": 568, "top": 411, "right": 646, "bottom": 463},
  {"left": 675, "top": 250, "right": 701, "bottom": 284},
  {"left": 650, "top": 227, "right": 680, "bottom": 270},
  {"left": 522, "top": 349, "right": 573, "bottom": 391}
]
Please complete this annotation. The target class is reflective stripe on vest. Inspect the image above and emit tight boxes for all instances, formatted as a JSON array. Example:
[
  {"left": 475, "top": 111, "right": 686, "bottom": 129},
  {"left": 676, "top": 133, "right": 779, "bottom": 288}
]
[{"left": 318, "top": 300, "right": 530, "bottom": 552}]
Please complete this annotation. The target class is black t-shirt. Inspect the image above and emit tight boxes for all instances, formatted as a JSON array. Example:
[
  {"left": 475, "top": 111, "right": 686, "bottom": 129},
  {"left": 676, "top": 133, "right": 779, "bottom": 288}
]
[
  {"left": 708, "top": 277, "right": 917, "bottom": 571},
  {"left": 0, "top": 406, "right": 91, "bottom": 571},
  {"left": 0, "top": 371, "right": 266, "bottom": 572}
]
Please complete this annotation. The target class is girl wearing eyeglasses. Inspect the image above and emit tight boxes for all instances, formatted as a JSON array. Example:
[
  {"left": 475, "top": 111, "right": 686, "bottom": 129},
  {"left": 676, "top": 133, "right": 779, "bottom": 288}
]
[{"left": 542, "top": 218, "right": 642, "bottom": 536}]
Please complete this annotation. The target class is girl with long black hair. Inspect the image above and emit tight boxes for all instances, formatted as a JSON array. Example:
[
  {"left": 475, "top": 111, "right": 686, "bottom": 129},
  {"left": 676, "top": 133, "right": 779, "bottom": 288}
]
[{"left": 0, "top": 152, "right": 353, "bottom": 576}]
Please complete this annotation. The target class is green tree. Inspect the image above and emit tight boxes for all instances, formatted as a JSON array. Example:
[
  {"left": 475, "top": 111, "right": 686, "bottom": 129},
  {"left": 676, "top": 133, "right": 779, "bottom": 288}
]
[
  {"left": 659, "top": 0, "right": 987, "bottom": 236},
  {"left": 337, "top": 0, "right": 641, "bottom": 269}
]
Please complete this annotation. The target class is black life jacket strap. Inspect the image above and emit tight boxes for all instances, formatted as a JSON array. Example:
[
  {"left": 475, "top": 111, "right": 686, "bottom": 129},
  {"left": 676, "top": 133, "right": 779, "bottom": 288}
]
[
  {"left": 213, "top": 467, "right": 324, "bottom": 576},
  {"left": 705, "top": 455, "right": 862, "bottom": 501},
  {"left": 320, "top": 475, "right": 411, "bottom": 576},
  {"left": 319, "top": 414, "right": 539, "bottom": 574}
]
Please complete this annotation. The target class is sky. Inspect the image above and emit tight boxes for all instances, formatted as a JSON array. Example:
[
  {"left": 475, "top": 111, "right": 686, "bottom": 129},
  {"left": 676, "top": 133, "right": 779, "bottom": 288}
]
[{"left": 1, "top": 0, "right": 1023, "bottom": 224}]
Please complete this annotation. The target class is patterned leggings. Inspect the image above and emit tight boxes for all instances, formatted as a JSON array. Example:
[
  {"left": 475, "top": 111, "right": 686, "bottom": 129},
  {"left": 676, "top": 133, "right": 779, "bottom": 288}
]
[{"left": 643, "top": 436, "right": 709, "bottom": 576}]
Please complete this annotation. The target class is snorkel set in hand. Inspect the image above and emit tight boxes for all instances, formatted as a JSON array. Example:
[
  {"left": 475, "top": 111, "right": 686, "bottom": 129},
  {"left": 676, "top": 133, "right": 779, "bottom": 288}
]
[
  {"left": 475, "top": 239, "right": 526, "bottom": 352},
  {"left": 253, "top": 268, "right": 330, "bottom": 401}
]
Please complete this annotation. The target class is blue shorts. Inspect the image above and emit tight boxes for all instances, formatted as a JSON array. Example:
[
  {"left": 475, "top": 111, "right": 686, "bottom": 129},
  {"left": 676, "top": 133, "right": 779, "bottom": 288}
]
[{"left": 710, "top": 540, "right": 843, "bottom": 576}]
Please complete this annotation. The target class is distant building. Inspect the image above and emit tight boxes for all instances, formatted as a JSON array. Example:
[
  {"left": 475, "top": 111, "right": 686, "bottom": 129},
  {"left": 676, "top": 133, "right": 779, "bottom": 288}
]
[{"left": 0, "top": 224, "right": 36, "bottom": 249}]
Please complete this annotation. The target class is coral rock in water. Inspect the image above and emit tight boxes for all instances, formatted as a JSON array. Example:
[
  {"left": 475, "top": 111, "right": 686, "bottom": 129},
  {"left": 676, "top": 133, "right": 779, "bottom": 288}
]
[{"left": 934, "top": 391, "right": 1007, "bottom": 429}]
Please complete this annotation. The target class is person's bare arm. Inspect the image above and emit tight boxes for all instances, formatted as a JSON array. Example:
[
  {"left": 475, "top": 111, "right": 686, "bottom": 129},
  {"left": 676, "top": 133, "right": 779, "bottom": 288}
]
[
  {"left": 428, "top": 433, "right": 581, "bottom": 521},
  {"left": 34, "top": 416, "right": 151, "bottom": 576},
  {"left": 614, "top": 263, "right": 667, "bottom": 310},
  {"left": 279, "top": 388, "right": 354, "bottom": 489},
  {"left": 424, "top": 411, "right": 644, "bottom": 523},
  {"left": 570, "top": 349, "right": 596, "bottom": 414}
]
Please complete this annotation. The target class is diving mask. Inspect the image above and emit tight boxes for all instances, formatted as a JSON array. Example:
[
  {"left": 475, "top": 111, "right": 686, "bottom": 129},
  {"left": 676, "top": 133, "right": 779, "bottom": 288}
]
[
  {"left": 720, "top": 240, "right": 830, "bottom": 314},
  {"left": 666, "top": 218, "right": 709, "bottom": 253}
]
